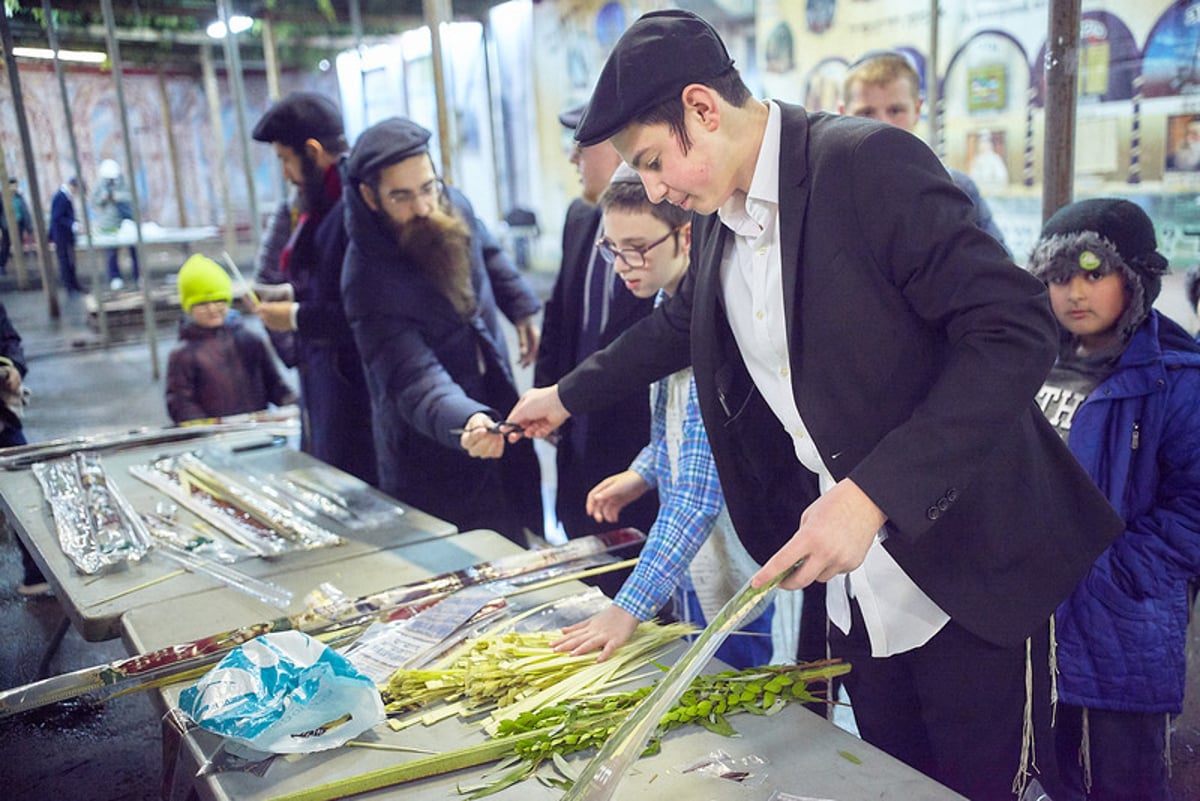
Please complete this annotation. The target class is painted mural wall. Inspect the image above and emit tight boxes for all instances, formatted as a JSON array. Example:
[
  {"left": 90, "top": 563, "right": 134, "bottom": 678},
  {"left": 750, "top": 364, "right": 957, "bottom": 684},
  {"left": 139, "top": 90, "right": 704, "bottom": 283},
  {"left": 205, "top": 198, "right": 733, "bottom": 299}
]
[
  {"left": 6, "top": 0, "right": 1200, "bottom": 278},
  {"left": 0, "top": 60, "right": 338, "bottom": 235},
  {"left": 524, "top": 0, "right": 1200, "bottom": 265}
]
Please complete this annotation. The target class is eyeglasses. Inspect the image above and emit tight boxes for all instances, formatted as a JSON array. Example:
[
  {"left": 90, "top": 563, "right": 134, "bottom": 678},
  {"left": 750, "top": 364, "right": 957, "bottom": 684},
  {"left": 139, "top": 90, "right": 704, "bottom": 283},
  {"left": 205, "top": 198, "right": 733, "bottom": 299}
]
[
  {"left": 595, "top": 225, "right": 685, "bottom": 268},
  {"left": 384, "top": 178, "right": 441, "bottom": 208}
]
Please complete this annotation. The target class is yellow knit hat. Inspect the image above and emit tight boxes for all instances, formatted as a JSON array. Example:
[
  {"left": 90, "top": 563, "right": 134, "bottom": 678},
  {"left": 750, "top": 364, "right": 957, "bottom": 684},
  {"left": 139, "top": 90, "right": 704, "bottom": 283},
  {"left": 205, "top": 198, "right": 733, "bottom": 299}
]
[{"left": 177, "top": 255, "right": 232, "bottom": 312}]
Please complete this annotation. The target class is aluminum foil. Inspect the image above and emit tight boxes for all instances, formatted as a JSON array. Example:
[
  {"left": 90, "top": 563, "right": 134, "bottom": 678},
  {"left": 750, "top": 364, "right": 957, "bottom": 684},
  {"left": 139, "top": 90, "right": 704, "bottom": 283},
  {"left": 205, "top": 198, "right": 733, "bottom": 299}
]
[{"left": 32, "top": 452, "right": 153, "bottom": 575}]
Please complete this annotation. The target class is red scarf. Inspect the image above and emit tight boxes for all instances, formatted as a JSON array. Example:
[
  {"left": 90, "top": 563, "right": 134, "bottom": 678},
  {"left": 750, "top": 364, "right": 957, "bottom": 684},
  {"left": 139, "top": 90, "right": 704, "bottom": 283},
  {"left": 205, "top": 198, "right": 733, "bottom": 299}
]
[{"left": 280, "top": 163, "right": 342, "bottom": 276}]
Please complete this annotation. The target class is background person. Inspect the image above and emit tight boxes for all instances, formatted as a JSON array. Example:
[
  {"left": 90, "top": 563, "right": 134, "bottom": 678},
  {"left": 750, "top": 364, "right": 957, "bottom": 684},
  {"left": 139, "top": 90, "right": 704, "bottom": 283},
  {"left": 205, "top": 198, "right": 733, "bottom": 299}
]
[
  {"left": 841, "top": 50, "right": 1008, "bottom": 251},
  {"left": 534, "top": 105, "right": 657, "bottom": 595},
  {"left": 0, "top": 302, "right": 43, "bottom": 596},
  {"left": 91, "top": 159, "right": 138, "bottom": 290},
  {"left": 250, "top": 92, "right": 377, "bottom": 485},
  {"left": 342, "top": 118, "right": 543, "bottom": 545},
  {"left": 48, "top": 178, "right": 82, "bottom": 294},
  {"left": 1029, "top": 198, "right": 1200, "bottom": 801}
]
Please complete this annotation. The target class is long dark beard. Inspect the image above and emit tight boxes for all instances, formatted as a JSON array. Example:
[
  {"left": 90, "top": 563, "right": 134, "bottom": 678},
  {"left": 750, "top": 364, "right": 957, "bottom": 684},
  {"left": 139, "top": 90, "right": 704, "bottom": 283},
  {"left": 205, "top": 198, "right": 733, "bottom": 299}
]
[
  {"left": 296, "top": 156, "right": 333, "bottom": 217},
  {"left": 392, "top": 204, "right": 476, "bottom": 318}
]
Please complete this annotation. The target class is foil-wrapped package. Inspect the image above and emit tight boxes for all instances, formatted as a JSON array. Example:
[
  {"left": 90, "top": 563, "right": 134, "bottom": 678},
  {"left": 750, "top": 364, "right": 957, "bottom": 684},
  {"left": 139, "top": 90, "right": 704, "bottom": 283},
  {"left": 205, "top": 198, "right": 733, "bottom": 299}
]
[{"left": 32, "top": 452, "right": 153, "bottom": 575}]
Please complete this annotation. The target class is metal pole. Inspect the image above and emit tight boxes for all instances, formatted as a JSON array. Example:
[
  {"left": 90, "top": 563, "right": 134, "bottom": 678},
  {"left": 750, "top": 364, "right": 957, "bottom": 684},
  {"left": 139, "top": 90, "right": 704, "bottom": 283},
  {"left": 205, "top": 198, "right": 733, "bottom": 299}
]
[
  {"left": 0, "top": 143, "right": 26, "bottom": 288},
  {"left": 423, "top": 0, "right": 455, "bottom": 184},
  {"left": 201, "top": 45, "right": 238, "bottom": 261},
  {"left": 349, "top": 0, "right": 368, "bottom": 127},
  {"left": 157, "top": 67, "right": 189, "bottom": 228},
  {"left": 927, "top": 0, "right": 941, "bottom": 154},
  {"left": 43, "top": 0, "right": 109, "bottom": 343},
  {"left": 217, "top": 0, "right": 262, "bottom": 254},
  {"left": 1042, "top": 0, "right": 1080, "bottom": 222},
  {"left": 261, "top": 12, "right": 287, "bottom": 202},
  {"left": 261, "top": 15, "right": 282, "bottom": 102},
  {"left": 101, "top": 0, "right": 159, "bottom": 378},
  {"left": 0, "top": 11, "right": 59, "bottom": 317},
  {"left": 481, "top": 19, "right": 506, "bottom": 223}
]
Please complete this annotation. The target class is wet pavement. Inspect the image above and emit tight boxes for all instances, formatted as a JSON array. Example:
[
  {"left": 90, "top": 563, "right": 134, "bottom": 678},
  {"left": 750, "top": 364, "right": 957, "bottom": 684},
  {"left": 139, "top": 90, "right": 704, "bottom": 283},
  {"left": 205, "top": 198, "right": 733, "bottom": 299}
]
[{"left": 0, "top": 283, "right": 180, "bottom": 801}]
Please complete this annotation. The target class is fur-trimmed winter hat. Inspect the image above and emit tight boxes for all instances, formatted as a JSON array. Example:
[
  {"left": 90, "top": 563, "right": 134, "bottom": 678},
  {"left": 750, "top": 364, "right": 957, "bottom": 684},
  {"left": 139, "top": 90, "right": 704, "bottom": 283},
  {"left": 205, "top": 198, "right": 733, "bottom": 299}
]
[{"left": 1028, "top": 198, "right": 1169, "bottom": 340}]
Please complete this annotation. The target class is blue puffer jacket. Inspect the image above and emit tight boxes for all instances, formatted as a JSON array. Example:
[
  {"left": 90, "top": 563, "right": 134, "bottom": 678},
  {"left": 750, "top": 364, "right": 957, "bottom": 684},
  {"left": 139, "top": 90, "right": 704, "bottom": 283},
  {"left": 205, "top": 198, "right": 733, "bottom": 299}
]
[{"left": 1055, "top": 311, "right": 1200, "bottom": 713}]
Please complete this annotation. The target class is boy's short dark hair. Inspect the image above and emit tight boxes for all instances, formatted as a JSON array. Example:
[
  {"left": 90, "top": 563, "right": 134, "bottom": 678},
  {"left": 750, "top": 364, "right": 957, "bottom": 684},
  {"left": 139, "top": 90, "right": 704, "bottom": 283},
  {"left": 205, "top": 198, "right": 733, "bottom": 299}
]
[
  {"left": 634, "top": 70, "right": 753, "bottom": 155},
  {"left": 598, "top": 178, "right": 690, "bottom": 232}
]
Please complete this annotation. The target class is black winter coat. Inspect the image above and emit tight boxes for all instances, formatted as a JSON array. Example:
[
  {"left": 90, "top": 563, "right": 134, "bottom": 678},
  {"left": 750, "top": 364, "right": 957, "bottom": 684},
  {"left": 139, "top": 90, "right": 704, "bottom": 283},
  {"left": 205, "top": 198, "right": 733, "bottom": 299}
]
[{"left": 342, "top": 182, "right": 543, "bottom": 544}]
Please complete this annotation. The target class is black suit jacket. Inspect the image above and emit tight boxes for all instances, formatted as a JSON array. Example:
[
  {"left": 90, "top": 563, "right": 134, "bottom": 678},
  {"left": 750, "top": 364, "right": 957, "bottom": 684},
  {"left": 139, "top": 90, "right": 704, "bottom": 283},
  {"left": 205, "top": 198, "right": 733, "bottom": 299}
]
[
  {"left": 535, "top": 199, "right": 657, "bottom": 539},
  {"left": 560, "top": 104, "right": 1121, "bottom": 647}
]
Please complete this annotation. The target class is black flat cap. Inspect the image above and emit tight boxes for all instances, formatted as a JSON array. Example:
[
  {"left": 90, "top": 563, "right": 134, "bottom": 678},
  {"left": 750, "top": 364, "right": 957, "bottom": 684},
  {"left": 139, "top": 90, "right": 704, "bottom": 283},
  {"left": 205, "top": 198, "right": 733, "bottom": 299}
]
[
  {"left": 558, "top": 104, "right": 586, "bottom": 130},
  {"left": 252, "top": 92, "right": 344, "bottom": 149},
  {"left": 346, "top": 118, "right": 432, "bottom": 184},
  {"left": 576, "top": 9, "right": 734, "bottom": 147}
]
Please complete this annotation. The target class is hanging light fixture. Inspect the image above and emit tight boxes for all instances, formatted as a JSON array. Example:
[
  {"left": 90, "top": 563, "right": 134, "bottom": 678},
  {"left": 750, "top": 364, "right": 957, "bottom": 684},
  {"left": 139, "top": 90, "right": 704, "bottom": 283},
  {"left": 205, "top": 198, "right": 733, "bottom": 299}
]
[
  {"left": 206, "top": 14, "right": 254, "bottom": 39},
  {"left": 11, "top": 46, "right": 107, "bottom": 63}
]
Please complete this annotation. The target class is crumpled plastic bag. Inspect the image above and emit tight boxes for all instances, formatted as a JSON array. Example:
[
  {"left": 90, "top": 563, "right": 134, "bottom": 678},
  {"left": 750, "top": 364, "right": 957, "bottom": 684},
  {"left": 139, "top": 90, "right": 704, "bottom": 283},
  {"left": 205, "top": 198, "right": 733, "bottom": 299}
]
[{"left": 178, "top": 630, "right": 385, "bottom": 754}]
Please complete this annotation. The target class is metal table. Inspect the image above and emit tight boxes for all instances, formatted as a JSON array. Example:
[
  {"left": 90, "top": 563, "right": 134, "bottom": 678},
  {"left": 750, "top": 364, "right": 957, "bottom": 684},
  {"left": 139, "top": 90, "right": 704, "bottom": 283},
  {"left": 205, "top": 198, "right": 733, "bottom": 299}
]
[
  {"left": 120, "top": 529, "right": 966, "bottom": 801},
  {"left": 0, "top": 430, "right": 456, "bottom": 642}
]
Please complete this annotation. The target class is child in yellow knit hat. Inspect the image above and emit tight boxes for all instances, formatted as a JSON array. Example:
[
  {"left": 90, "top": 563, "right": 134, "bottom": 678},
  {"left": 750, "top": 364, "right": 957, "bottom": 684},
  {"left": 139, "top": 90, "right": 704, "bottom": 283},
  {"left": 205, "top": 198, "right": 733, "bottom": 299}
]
[{"left": 166, "top": 255, "right": 296, "bottom": 424}]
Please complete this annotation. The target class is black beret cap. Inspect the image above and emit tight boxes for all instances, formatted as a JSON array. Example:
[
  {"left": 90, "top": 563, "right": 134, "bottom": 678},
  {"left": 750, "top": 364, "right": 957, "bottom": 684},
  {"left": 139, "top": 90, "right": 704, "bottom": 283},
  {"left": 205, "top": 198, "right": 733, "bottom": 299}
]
[
  {"left": 252, "top": 92, "right": 344, "bottom": 150},
  {"left": 558, "top": 104, "right": 586, "bottom": 130},
  {"left": 346, "top": 118, "right": 432, "bottom": 185},
  {"left": 575, "top": 9, "right": 734, "bottom": 147}
]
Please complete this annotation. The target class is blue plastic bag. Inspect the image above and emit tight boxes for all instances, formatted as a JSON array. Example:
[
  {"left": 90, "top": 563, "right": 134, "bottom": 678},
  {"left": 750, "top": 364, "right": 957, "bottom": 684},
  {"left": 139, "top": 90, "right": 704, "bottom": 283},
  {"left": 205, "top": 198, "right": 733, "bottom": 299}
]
[{"left": 179, "top": 630, "right": 385, "bottom": 754}]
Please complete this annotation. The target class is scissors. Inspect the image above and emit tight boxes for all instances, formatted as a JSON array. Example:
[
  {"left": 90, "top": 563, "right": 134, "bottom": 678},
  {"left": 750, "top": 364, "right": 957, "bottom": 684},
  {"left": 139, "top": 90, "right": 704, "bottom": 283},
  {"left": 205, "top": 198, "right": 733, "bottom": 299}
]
[
  {"left": 449, "top": 421, "right": 528, "bottom": 436},
  {"left": 450, "top": 420, "right": 561, "bottom": 445}
]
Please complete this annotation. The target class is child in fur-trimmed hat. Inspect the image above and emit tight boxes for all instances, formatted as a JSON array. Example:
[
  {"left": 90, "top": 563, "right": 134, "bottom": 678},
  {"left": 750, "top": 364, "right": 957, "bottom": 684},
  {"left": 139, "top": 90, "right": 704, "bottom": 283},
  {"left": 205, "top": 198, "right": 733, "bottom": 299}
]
[
  {"left": 1030, "top": 197, "right": 1200, "bottom": 801},
  {"left": 166, "top": 255, "right": 296, "bottom": 425}
]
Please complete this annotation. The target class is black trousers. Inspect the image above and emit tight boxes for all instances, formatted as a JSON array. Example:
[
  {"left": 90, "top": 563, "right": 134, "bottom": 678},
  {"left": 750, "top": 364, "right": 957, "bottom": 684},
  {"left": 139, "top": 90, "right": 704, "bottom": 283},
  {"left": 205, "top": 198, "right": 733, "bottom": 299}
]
[
  {"left": 829, "top": 599, "right": 1060, "bottom": 801},
  {"left": 1055, "top": 704, "right": 1171, "bottom": 801}
]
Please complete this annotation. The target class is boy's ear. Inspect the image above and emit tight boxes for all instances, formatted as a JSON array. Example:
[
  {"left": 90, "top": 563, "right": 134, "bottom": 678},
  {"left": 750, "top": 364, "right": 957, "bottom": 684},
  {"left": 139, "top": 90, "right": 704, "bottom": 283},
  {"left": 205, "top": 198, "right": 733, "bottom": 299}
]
[
  {"left": 681, "top": 84, "right": 721, "bottom": 132},
  {"left": 359, "top": 182, "right": 380, "bottom": 212}
]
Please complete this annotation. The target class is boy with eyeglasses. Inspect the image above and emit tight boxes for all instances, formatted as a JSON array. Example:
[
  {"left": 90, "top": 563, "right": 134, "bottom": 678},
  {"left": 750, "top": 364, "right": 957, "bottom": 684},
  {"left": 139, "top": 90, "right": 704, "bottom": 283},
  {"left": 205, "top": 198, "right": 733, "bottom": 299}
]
[{"left": 553, "top": 165, "right": 775, "bottom": 669}]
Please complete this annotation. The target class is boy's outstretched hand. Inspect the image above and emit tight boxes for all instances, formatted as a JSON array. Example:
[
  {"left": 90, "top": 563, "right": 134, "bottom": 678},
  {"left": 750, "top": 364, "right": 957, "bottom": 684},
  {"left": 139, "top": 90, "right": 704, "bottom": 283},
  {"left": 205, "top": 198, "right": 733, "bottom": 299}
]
[
  {"left": 586, "top": 470, "right": 651, "bottom": 523},
  {"left": 506, "top": 385, "right": 570, "bottom": 441},
  {"left": 552, "top": 604, "right": 640, "bottom": 662}
]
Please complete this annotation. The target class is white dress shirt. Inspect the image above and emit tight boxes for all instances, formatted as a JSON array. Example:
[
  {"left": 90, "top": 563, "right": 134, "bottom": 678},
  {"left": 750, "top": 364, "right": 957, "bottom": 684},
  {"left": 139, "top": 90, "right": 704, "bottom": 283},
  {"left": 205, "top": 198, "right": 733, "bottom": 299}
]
[{"left": 716, "top": 101, "right": 949, "bottom": 657}]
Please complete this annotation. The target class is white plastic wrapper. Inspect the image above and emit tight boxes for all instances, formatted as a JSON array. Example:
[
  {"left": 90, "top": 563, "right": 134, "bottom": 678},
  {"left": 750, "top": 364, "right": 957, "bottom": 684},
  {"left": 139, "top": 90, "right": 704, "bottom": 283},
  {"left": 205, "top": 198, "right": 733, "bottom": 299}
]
[{"left": 178, "top": 630, "right": 385, "bottom": 754}]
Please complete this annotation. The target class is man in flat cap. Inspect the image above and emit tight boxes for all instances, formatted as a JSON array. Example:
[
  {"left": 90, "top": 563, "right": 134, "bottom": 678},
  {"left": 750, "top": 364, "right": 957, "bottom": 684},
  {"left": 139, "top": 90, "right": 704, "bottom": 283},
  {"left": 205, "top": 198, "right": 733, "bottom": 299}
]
[
  {"left": 534, "top": 105, "right": 657, "bottom": 578},
  {"left": 341, "top": 117, "right": 543, "bottom": 545},
  {"left": 251, "top": 91, "right": 377, "bottom": 485},
  {"left": 510, "top": 9, "right": 1122, "bottom": 800}
]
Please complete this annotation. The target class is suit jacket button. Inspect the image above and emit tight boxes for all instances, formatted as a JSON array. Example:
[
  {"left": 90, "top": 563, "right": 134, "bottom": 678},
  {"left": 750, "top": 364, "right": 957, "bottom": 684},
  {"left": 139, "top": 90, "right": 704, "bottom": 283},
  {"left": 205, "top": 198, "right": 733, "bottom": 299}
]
[
  {"left": 946, "top": 488, "right": 958, "bottom": 502},
  {"left": 937, "top": 497, "right": 950, "bottom": 512},
  {"left": 927, "top": 506, "right": 941, "bottom": 521}
]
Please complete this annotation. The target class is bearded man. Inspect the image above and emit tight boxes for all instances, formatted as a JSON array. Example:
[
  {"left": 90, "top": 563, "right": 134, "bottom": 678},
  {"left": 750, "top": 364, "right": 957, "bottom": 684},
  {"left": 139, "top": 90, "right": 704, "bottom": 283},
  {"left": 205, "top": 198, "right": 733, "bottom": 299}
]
[
  {"left": 251, "top": 92, "right": 377, "bottom": 485},
  {"left": 342, "top": 117, "right": 543, "bottom": 544}
]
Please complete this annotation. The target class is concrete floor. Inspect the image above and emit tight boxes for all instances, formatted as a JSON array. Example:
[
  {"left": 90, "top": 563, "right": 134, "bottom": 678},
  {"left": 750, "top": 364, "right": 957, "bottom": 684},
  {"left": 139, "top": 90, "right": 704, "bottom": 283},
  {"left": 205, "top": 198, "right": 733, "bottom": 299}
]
[{"left": 2, "top": 269, "right": 1200, "bottom": 800}]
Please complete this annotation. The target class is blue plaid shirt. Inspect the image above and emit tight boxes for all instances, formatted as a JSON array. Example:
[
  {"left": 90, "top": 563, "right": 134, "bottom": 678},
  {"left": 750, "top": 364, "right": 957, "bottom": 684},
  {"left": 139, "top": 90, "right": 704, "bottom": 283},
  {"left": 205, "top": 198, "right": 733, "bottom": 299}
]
[{"left": 614, "top": 366, "right": 727, "bottom": 620}]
